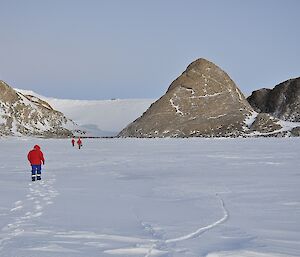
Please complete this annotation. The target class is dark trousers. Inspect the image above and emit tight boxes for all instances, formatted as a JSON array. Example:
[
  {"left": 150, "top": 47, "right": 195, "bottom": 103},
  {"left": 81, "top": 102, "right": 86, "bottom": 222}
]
[{"left": 31, "top": 165, "right": 42, "bottom": 181}]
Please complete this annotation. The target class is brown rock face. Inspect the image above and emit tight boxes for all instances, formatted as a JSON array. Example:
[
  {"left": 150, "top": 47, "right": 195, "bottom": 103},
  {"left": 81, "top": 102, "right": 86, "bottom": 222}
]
[
  {"left": 291, "top": 127, "right": 300, "bottom": 137},
  {"left": 247, "top": 77, "right": 300, "bottom": 122},
  {"left": 0, "top": 80, "right": 20, "bottom": 103},
  {"left": 0, "top": 80, "right": 77, "bottom": 137},
  {"left": 249, "top": 113, "right": 282, "bottom": 134},
  {"left": 119, "top": 58, "right": 254, "bottom": 138}
]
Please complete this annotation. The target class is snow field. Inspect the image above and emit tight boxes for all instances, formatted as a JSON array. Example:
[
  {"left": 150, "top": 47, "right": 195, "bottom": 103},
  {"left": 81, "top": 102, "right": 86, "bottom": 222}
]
[
  {"left": 14, "top": 89, "right": 154, "bottom": 136},
  {"left": 0, "top": 137, "right": 299, "bottom": 257}
]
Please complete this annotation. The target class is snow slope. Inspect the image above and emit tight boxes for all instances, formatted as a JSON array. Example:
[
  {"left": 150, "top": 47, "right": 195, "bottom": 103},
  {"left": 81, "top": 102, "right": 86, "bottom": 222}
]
[
  {"left": 0, "top": 138, "right": 299, "bottom": 257},
  {"left": 15, "top": 89, "right": 154, "bottom": 137}
]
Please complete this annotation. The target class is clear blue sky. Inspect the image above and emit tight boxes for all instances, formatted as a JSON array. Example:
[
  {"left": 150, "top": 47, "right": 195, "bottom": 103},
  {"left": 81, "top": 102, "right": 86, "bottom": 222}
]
[{"left": 0, "top": 0, "right": 299, "bottom": 100}]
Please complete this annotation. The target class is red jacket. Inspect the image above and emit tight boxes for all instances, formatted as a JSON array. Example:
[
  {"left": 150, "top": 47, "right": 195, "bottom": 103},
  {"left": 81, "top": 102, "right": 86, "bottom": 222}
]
[{"left": 28, "top": 145, "right": 45, "bottom": 165}]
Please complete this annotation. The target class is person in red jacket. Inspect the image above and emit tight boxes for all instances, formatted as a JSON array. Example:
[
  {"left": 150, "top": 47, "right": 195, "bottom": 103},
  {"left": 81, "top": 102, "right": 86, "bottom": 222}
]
[
  {"left": 77, "top": 137, "right": 82, "bottom": 149},
  {"left": 27, "top": 145, "right": 45, "bottom": 181},
  {"left": 71, "top": 138, "right": 75, "bottom": 147}
]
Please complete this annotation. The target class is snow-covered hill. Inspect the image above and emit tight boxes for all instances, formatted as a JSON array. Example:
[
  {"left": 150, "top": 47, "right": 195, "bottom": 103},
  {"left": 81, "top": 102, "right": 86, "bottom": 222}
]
[
  {"left": 15, "top": 89, "right": 155, "bottom": 137},
  {"left": 0, "top": 81, "right": 80, "bottom": 138}
]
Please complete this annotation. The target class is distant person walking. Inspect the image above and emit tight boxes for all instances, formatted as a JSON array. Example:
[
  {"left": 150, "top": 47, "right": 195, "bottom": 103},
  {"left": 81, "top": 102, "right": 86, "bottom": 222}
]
[
  {"left": 27, "top": 145, "right": 45, "bottom": 181},
  {"left": 77, "top": 138, "right": 82, "bottom": 149},
  {"left": 71, "top": 138, "right": 75, "bottom": 147}
]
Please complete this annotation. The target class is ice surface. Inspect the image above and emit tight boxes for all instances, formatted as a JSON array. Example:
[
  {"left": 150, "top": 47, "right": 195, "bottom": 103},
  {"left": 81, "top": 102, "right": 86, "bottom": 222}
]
[{"left": 0, "top": 138, "right": 299, "bottom": 257}]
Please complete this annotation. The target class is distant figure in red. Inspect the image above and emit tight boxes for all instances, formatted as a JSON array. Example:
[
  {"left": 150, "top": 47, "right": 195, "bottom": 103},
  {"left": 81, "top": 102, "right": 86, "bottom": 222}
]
[
  {"left": 27, "top": 145, "right": 45, "bottom": 181},
  {"left": 77, "top": 138, "right": 82, "bottom": 149},
  {"left": 71, "top": 138, "right": 75, "bottom": 147}
]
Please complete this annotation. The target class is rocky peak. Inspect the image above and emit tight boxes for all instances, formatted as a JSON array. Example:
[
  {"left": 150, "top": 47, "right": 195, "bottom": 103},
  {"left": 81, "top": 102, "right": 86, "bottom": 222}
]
[
  {"left": 167, "top": 58, "right": 243, "bottom": 98},
  {"left": 119, "top": 58, "right": 254, "bottom": 138},
  {"left": 0, "top": 80, "right": 19, "bottom": 103}
]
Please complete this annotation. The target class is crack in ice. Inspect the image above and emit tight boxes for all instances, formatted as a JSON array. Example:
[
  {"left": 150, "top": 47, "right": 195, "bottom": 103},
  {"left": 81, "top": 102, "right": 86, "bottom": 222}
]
[
  {"left": 144, "top": 194, "right": 229, "bottom": 256},
  {"left": 165, "top": 194, "right": 228, "bottom": 244}
]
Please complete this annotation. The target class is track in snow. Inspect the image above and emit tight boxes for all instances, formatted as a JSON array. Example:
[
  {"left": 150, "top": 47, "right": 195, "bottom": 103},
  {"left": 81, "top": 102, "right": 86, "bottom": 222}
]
[
  {"left": 0, "top": 175, "right": 59, "bottom": 252},
  {"left": 166, "top": 194, "right": 229, "bottom": 244},
  {"left": 142, "top": 193, "right": 229, "bottom": 256},
  {"left": 0, "top": 174, "right": 228, "bottom": 257},
  {"left": 20, "top": 193, "right": 229, "bottom": 256}
]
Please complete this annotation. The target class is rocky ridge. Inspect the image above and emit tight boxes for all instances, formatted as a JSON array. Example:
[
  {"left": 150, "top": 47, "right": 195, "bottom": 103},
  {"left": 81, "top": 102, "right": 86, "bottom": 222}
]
[
  {"left": 247, "top": 77, "right": 300, "bottom": 122},
  {"left": 0, "top": 80, "right": 80, "bottom": 137}
]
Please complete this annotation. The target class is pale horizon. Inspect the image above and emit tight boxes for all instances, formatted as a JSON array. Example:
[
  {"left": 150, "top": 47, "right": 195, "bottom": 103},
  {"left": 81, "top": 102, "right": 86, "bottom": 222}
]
[{"left": 1, "top": 0, "right": 299, "bottom": 100}]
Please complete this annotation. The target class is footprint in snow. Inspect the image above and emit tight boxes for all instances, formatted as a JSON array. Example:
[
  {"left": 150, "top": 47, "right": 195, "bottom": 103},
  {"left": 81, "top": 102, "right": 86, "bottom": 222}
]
[
  {"left": 35, "top": 205, "right": 43, "bottom": 211},
  {"left": 10, "top": 205, "right": 23, "bottom": 212},
  {"left": 31, "top": 212, "right": 43, "bottom": 218},
  {"left": 10, "top": 201, "right": 24, "bottom": 212}
]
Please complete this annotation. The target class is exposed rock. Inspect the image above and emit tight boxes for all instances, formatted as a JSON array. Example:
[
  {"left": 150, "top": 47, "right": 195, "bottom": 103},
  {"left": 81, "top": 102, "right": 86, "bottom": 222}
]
[
  {"left": 0, "top": 80, "right": 80, "bottom": 137},
  {"left": 291, "top": 127, "right": 300, "bottom": 137},
  {"left": 25, "top": 94, "right": 54, "bottom": 110},
  {"left": 119, "top": 58, "right": 254, "bottom": 138},
  {"left": 247, "top": 77, "right": 300, "bottom": 122},
  {"left": 249, "top": 113, "right": 282, "bottom": 134},
  {"left": 246, "top": 88, "right": 271, "bottom": 113}
]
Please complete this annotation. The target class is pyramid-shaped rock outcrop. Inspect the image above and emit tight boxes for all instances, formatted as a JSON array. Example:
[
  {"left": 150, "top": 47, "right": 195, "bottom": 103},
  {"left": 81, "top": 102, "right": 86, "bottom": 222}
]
[
  {"left": 0, "top": 80, "right": 79, "bottom": 137},
  {"left": 119, "top": 58, "right": 254, "bottom": 137}
]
